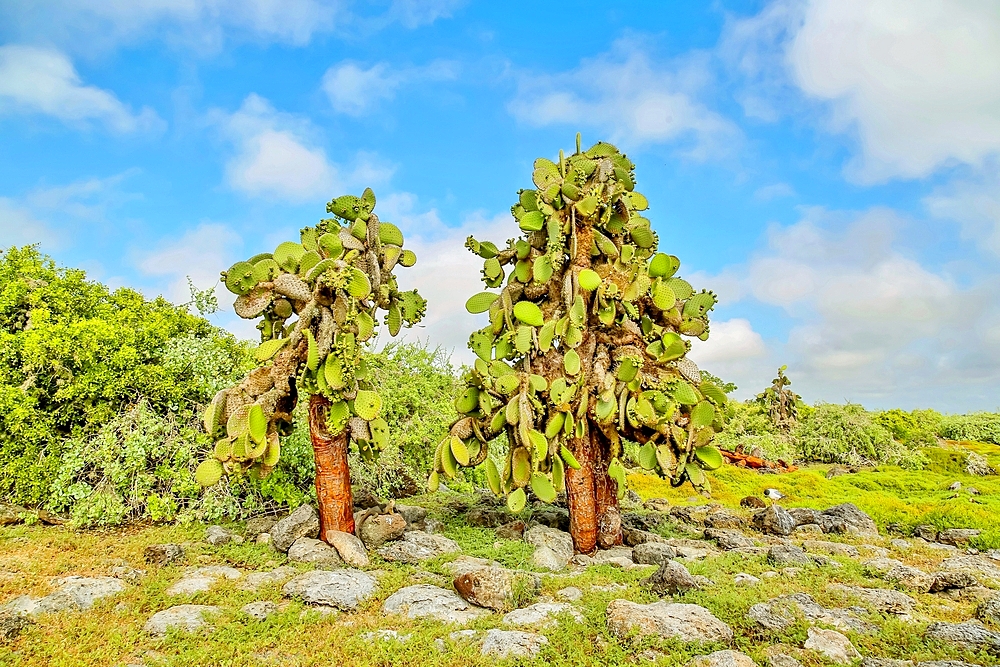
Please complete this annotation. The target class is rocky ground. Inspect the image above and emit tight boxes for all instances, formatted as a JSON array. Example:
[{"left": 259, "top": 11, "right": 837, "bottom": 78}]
[{"left": 2, "top": 485, "right": 1000, "bottom": 666}]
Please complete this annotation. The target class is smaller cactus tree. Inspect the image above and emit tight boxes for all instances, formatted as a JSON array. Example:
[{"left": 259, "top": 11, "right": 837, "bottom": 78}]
[
  {"left": 756, "top": 365, "right": 801, "bottom": 430},
  {"left": 430, "top": 136, "right": 727, "bottom": 553},
  {"left": 196, "top": 188, "right": 425, "bottom": 541}
]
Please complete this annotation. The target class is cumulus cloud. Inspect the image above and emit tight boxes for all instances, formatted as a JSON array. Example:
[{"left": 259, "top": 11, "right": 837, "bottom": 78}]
[
  {"left": 321, "top": 60, "right": 458, "bottom": 116},
  {"left": 0, "top": 45, "right": 161, "bottom": 132},
  {"left": 725, "top": 0, "right": 1000, "bottom": 182},
  {"left": 753, "top": 182, "right": 796, "bottom": 201},
  {"left": 924, "top": 166, "right": 1000, "bottom": 257},
  {"left": 137, "top": 223, "right": 242, "bottom": 303},
  {"left": 214, "top": 94, "right": 393, "bottom": 202},
  {"left": 509, "top": 40, "right": 740, "bottom": 159},
  {"left": 0, "top": 199, "right": 55, "bottom": 249},
  {"left": 379, "top": 0, "right": 465, "bottom": 30}
]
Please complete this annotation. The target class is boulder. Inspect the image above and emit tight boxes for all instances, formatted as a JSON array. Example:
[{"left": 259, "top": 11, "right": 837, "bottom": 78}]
[
  {"left": 287, "top": 537, "right": 342, "bottom": 568},
  {"left": 632, "top": 542, "right": 678, "bottom": 566},
  {"left": 802, "top": 540, "right": 860, "bottom": 558},
  {"left": 689, "top": 651, "right": 759, "bottom": 667},
  {"left": 747, "top": 593, "right": 868, "bottom": 633},
  {"left": 740, "top": 496, "right": 766, "bottom": 509},
  {"left": 376, "top": 530, "right": 460, "bottom": 564},
  {"left": 787, "top": 507, "right": 822, "bottom": 527},
  {"left": 531, "top": 506, "right": 571, "bottom": 531},
  {"left": 623, "top": 527, "right": 665, "bottom": 546},
  {"left": 239, "top": 566, "right": 297, "bottom": 591},
  {"left": 281, "top": 570, "right": 377, "bottom": 610},
  {"left": 557, "top": 587, "right": 583, "bottom": 601},
  {"left": 502, "top": 602, "right": 583, "bottom": 627},
  {"left": 0, "top": 611, "right": 31, "bottom": 641},
  {"left": 496, "top": 521, "right": 525, "bottom": 541},
  {"left": 759, "top": 505, "right": 796, "bottom": 536},
  {"left": 924, "top": 621, "right": 1000, "bottom": 654},
  {"left": 144, "top": 544, "right": 184, "bottom": 566},
  {"left": 166, "top": 566, "right": 241, "bottom": 596},
  {"left": 245, "top": 516, "right": 277, "bottom": 538},
  {"left": 144, "top": 605, "right": 221, "bottom": 636},
  {"left": 937, "top": 529, "right": 981, "bottom": 547},
  {"left": 357, "top": 513, "right": 407, "bottom": 549},
  {"left": 325, "top": 531, "right": 369, "bottom": 568},
  {"left": 453, "top": 566, "right": 540, "bottom": 612},
  {"left": 704, "top": 510, "right": 746, "bottom": 530},
  {"left": 930, "top": 570, "right": 977, "bottom": 593},
  {"left": 865, "top": 558, "right": 935, "bottom": 592},
  {"left": 16, "top": 576, "right": 127, "bottom": 613},
  {"left": 382, "top": 584, "right": 488, "bottom": 624},
  {"left": 393, "top": 504, "right": 428, "bottom": 529},
  {"left": 240, "top": 600, "right": 278, "bottom": 621},
  {"left": 734, "top": 573, "right": 761, "bottom": 587},
  {"left": 466, "top": 507, "right": 510, "bottom": 528},
  {"left": 705, "top": 528, "right": 755, "bottom": 551},
  {"left": 205, "top": 525, "right": 238, "bottom": 546},
  {"left": 817, "top": 503, "right": 879, "bottom": 537},
  {"left": 270, "top": 505, "right": 320, "bottom": 552},
  {"left": 532, "top": 546, "right": 567, "bottom": 571},
  {"left": 966, "top": 451, "right": 994, "bottom": 476},
  {"left": 828, "top": 584, "right": 915, "bottom": 615},
  {"left": 606, "top": 600, "right": 733, "bottom": 643},
  {"left": 914, "top": 525, "right": 938, "bottom": 541},
  {"left": 804, "top": 628, "right": 861, "bottom": 664},
  {"left": 480, "top": 629, "right": 548, "bottom": 658},
  {"left": 524, "top": 525, "right": 574, "bottom": 570},
  {"left": 768, "top": 545, "right": 811, "bottom": 567},
  {"left": 643, "top": 560, "right": 699, "bottom": 596},
  {"left": 937, "top": 555, "right": 1000, "bottom": 587}
]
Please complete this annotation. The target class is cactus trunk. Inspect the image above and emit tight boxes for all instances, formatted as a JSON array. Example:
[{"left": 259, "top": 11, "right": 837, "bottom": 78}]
[
  {"left": 566, "top": 431, "right": 597, "bottom": 554},
  {"left": 309, "top": 394, "right": 355, "bottom": 539},
  {"left": 593, "top": 430, "right": 623, "bottom": 549}
]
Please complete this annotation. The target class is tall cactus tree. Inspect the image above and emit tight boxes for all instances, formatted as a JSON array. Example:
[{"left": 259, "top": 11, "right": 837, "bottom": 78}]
[
  {"left": 431, "top": 137, "right": 727, "bottom": 553},
  {"left": 195, "top": 189, "right": 426, "bottom": 541}
]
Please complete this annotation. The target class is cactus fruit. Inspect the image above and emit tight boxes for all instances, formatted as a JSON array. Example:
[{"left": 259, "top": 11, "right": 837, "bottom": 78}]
[
  {"left": 432, "top": 136, "right": 725, "bottom": 552},
  {"left": 196, "top": 189, "right": 425, "bottom": 507}
]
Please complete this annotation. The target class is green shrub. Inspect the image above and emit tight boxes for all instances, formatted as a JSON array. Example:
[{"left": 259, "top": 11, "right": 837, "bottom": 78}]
[
  {"left": 794, "top": 403, "right": 926, "bottom": 469},
  {"left": 873, "top": 409, "right": 942, "bottom": 447},
  {"left": 937, "top": 412, "right": 1000, "bottom": 445},
  {"left": 714, "top": 401, "right": 797, "bottom": 462}
]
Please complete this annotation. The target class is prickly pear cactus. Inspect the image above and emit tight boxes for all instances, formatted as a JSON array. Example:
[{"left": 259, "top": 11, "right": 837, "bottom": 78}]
[
  {"left": 756, "top": 365, "right": 801, "bottom": 430},
  {"left": 430, "top": 136, "right": 725, "bottom": 510},
  {"left": 194, "top": 188, "right": 426, "bottom": 486}
]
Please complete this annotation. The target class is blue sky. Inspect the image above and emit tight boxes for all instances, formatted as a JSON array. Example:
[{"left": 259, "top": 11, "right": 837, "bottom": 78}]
[{"left": 1, "top": 0, "right": 999, "bottom": 411}]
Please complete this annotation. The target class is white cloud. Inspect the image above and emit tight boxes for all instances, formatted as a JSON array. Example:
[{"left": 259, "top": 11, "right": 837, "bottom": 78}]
[
  {"left": 689, "top": 318, "right": 767, "bottom": 365},
  {"left": 509, "top": 40, "right": 740, "bottom": 159},
  {"left": 138, "top": 223, "right": 242, "bottom": 303},
  {"left": 0, "top": 198, "right": 55, "bottom": 248},
  {"left": 726, "top": 0, "right": 1000, "bottom": 182},
  {"left": 381, "top": 0, "right": 465, "bottom": 29},
  {"left": 0, "top": 45, "right": 161, "bottom": 132},
  {"left": 753, "top": 182, "right": 796, "bottom": 201},
  {"left": 321, "top": 60, "right": 458, "bottom": 116},
  {"left": 925, "top": 166, "right": 1000, "bottom": 257},
  {"left": 214, "top": 94, "right": 393, "bottom": 202}
]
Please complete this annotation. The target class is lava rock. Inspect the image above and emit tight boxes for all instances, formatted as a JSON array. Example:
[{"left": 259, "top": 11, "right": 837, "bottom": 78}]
[
  {"left": 144, "top": 544, "right": 184, "bottom": 566},
  {"left": 269, "top": 505, "right": 320, "bottom": 553}
]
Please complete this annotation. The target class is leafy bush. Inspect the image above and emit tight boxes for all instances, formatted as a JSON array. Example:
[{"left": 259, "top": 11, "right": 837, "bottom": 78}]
[
  {"left": 714, "top": 401, "right": 797, "bottom": 462},
  {"left": 794, "top": 403, "right": 926, "bottom": 469},
  {"left": 873, "top": 408, "right": 942, "bottom": 447},
  {"left": 937, "top": 412, "right": 1000, "bottom": 445}
]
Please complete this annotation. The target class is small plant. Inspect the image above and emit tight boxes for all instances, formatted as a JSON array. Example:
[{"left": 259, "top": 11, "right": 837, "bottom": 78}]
[
  {"left": 756, "top": 365, "right": 802, "bottom": 430},
  {"left": 197, "top": 189, "right": 426, "bottom": 541},
  {"left": 430, "top": 136, "right": 725, "bottom": 552}
]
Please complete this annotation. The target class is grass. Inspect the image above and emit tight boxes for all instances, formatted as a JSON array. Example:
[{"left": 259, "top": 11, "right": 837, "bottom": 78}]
[{"left": 1, "top": 440, "right": 999, "bottom": 666}]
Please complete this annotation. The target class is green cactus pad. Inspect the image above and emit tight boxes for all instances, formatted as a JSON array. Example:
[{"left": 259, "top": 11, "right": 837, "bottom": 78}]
[
  {"left": 224, "top": 261, "right": 256, "bottom": 295},
  {"left": 378, "top": 222, "right": 404, "bottom": 246},
  {"left": 484, "top": 458, "right": 501, "bottom": 495},
  {"left": 700, "top": 381, "right": 728, "bottom": 406},
  {"left": 195, "top": 459, "right": 224, "bottom": 486},
  {"left": 563, "top": 349, "right": 581, "bottom": 375},
  {"left": 252, "top": 258, "right": 281, "bottom": 283},
  {"left": 213, "top": 439, "right": 232, "bottom": 462},
  {"left": 274, "top": 242, "right": 306, "bottom": 273},
  {"left": 466, "top": 291, "right": 499, "bottom": 314},
  {"left": 263, "top": 433, "right": 281, "bottom": 466},
  {"left": 689, "top": 401, "right": 715, "bottom": 429},
  {"left": 513, "top": 301, "right": 544, "bottom": 327},
  {"left": 560, "top": 445, "right": 581, "bottom": 470},
  {"left": 672, "top": 381, "right": 700, "bottom": 405},
  {"left": 255, "top": 337, "right": 288, "bottom": 362},
  {"left": 450, "top": 436, "right": 470, "bottom": 467},
  {"left": 531, "top": 472, "right": 557, "bottom": 503},
  {"left": 506, "top": 487, "right": 527, "bottom": 512},
  {"left": 578, "top": 269, "right": 601, "bottom": 291},
  {"left": 354, "top": 390, "right": 382, "bottom": 420},
  {"left": 519, "top": 211, "right": 545, "bottom": 232},
  {"left": 512, "top": 448, "right": 531, "bottom": 485}
]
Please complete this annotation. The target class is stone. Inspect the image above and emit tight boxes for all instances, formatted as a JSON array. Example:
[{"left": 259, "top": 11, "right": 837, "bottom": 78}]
[
  {"left": 287, "top": 537, "right": 342, "bottom": 567},
  {"left": 747, "top": 593, "right": 868, "bottom": 633},
  {"left": 39, "top": 576, "right": 126, "bottom": 612},
  {"left": 239, "top": 566, "right": 296, "bottom": 591},
  {"left": 924, "top": 621, "right": 1000, "bottom": 654},
  {"left": 325, "top": 531, "right": 369, "bottom": 568},
  {"left": 282, "top": 570, "right": 377, "bottom": 610},
  {"left": 705, "top": 510, "right": 746, "bottom": 530},
  {"left": 793, "top": 524, "right": 823, "bottom": 536},
  {"left": 466, "top": 507, "right": 509, "bottom": 528},
  {"left": 166, "top": 566, "right": 241, "bottom": 596},
  {"left": 270, "top": 505, "right": 320, "bottom": 552},
  {"left": 949, "top": 481, "right": 962, "bottom": 491},
  {"left": 966, "top": 451, "right": 994, "bottom": 476},
  {"left": 705, "top": 528, "right": 756, "bottom": 550},
  {"left": 817, "top": 503, "right": 879, "bottom": 537},
  {"left": 480, "top": 629, "right": 548, "bottom": 658},
  {"left": 382, "top": 585, "right": 488, "bottom": 624},
  {"left": 977, "top": 595, "right": 1000, "bottom": 624},
  {"left": 689, "top": 650, "right": 759, "bottom": 667},
  {"left": 393, "top": 504, "right": 427, "bottom": 528},
  {"left": 760, "top": 505, "right": 796, "bottom": 536},
  {"left": 606, "top": 600, "right": 733, "bottom": 643},
  {"left": 667, "top": 538, "right": 718, "bottom": 560},
  {"left": 144, "top": 605, "right": 221, "bottom": 636},
  {"left": 503, "top": 601, "right": 583, "bottom": 627},
  {"left": 424, "top": 518, "right": 445, "bottom": 534},
  {"left": 829, "top": 584, "right": 916, "bottom": 615},
  {"left": 108, "top": 565, "right": 144, "bottom": 585},
  {"left": 891, "top": 539, "right": 911, "bottom": 550},
  {"left": 245, "top": 516, "right": 277, "bottom": 537},
  {"left": 937, "top": 555, "right": 1000, "bottom": 586},
  {"left": 734, "top": 573, "right": 761, "bottom": 587},
  {"left": 914, "top": 525, "right": 938, "bottom": 541},
  {"left": 531, "top": 506, "right": 571, "bottom": 531},
  {"left": 532, "top": 546, "right": 566, "bottom": 571},
  {"left": 557, "top": 586, "right": 583, "bottom": 601},
  {"left": 357, "top": 513, "right": 407, "bottom": 549},
  {"left": 0, "top": 611, "right": 30, "bottom": 641},
  {"left": 623, "top": 527, "right": 665, "bottom": 546},
  {"left": 496, "top": 520, "right": 525, "bottom": 541},
  {"left": 377, "top": 530, "right": 460, "bottom": 563},
  {"left": 766, "top": 653, "right": 803, "bottom": 667},
  {"left": 804, "top": 628, "right": 861, "bottom": 664},
  {"left": 788, "top": 507, "right": 822, "bottom": 526},
  {"left": 865, "top": 558, "right": 935, "bottom": 592},
  {"left": 768, "top": 545, "right": 811, "bottom": 567},
  {"left": 444, "top": 555, "right": 500, "bottom": 577},
  {"left": 256, "top": 533, "right": 271, "bottom": 545},
  {"left": 802, "top": 540, "right": 860, "bottom": 558},
  {"left": 937, "top": 529, "right": 981, "bottom": 547},
  {"left": 930, "top": 570, "right": 977, "bottom": 592},
  {"left": 144, "top": 544, "right": 184, "bottom": 566},
  {"left": 453, "top": 566, "right": 540, "bottom": 612},
  {"left": 524, "top": 525, "right": 574, "bottom": 569},
  {"left": 740, "top": 496, "right": 767, "bottom": 509},
  {"left": 669, "top": 506, "right": 710, "bottom": 526},
  {"left": 241, "top": 601, "right": 278, "bottom": 621},
  {"left": 205, "top": 525, "right": 237, "bottom": 546},
  {"left": 632, "top": 542, "right": 678, "bottom": 566},
  {"left": 643, "top": 560, "right": 700, "bottom": 596}
]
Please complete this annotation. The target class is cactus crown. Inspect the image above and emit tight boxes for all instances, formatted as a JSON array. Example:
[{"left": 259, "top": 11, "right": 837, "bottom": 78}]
[
  {"left": 194, "top": 188, "right": 426, "bottom": 486},
  {"left": 432, "top": 136, "right": 725, "bottom": 506}
]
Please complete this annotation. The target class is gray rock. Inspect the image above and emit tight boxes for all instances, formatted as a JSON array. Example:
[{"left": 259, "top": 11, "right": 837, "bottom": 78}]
[
  {"left": 532, "top": 546, "right": 567, "bottom": 571},
  {"left": 704, "top": 510, "right": 746, "bottom": 530},
  {"left": 891, "top": 538, "right": 911, "bottom": 550},
  {"left": 166, "top": 566, "right": 241, "bottom": 596},
  {"left": 937, "top": 555, "right": 1000, "bottom": 586},
  {"left": 829, "top": 584, "right": 916, "bottom": 615},
  {"left": 937, "top": 529, "right": 981, "bottom": 547},
  {"left": 865, "top": 558, "right": 935, "bottom": 592},
  {"left": 632, "top": 542, "right": 678, "bottom": 566},
  {"left": 802, "top": 540, "right": 861, "bottom": 558},
  {"left": 382, "top": 584, "right": 488, "bottom": 624},
  {"left": 592, "top": 546, "right": 635, "bottom": 565},
  {"left": 358, "top": 513, "right": 407, "bottom": 549},
  {"left": 966, "top": 451, "right": 994, "bottom": 476},
  {"left": 0, "top": 611, "right": 31, "bottom": 641},
  {"left": 557, "top": 586, "right": 583, "bottom": 601},
  {"left": 793, "top": 523, "right": 824, "bottom": 536},
  {"left": 480, "top": 629, "right": 548, "bottom": 658},
  {"left": 788, "top": 507, "right": 822, "bottom": 526},
  {"left": 287, "top": 537, "right": 343, "bottom": 567},
  {"left": 747, "top": 593, "right": 868, "bottom": 633},
  {"left": 623, "top": 527, "right": 665, "bottom": 546},
  {"left": 760, "top": 505, "right": 796, "bottom": 536},
  {"left": 524, "top": 525, "right": 574, "bottom": 569},
  {"left": 606, "top": 600, "right": 733, "bottom": 643},
  {"left": 768, "top": 545, "right": 811, "bottom": 567},
  {"left": 804, "top": 627, "right": 861, "bottom": 664},
  {"left": 205, "top": 525, "right": 237, "bottom": 546},
  {"left": 376, "top": 530, "right": 460, "bottom": 564},
  {"left": 241, "top": 600, "right": 278, "bottom": 621},
  {"left": 144, "top": 604, "right": 221, "bottom": 636},
  {"left": 270, "top": 505, "right": 320, "bottom": 552},
  {"left": 144, "top": 544, "right": 184, "bottom": 566},
  {"left": 453, "top": 566, "right": 540, "bottom": 612},
  {"left": 425, "top": 518, "right": 446, "bottom": 534},
  {"left": 245, "top": 516, "right": 277, "bottom": 537},
  {"left": 325, "top": 531, "right": 369, "bottom": 568},
  {"left": 817, "top": 503, "right": 879, "bottom": 537},
  {"left": 705, "top": 528, "right": 755, "bottom": 550},
  {"left": 643, "top": 560, "right": 700, "bottom": 596},
  {"left": 930, "top": 570, "right": 977, "bottom": 592},
  {"left": 239, "top": 566, "right": 297, "bottom": 591},
  {"left": 394, "top": 504, "right": 428, "bottom": 528},
  {"left": 689, "top": 650, "right": 759, "bottom": 667},
  {"left": 667, "top": 538, "right": 718, "bottom": 560},
  {"left": 444, "top": 555, "right": 500, "bottom": 577},
  {"left": 502, "top": 601, "right": 583, "bottom": 627},
  {"left": 281, "top": 570, "right": 377, "bottom": 610},
  {"left": 734, "top": 573, "right": 761, "bottom": 587},
  {"left": 767, "top": 653, "right": 803, "bottom": 667},
  {"left": 108, "top": 565, "right": 144, "bottom": 585},
  {"left": 46, "top": 576, "right": 126, "bottom": 612},
  {"left": 914, "top": 525, "right": 938, "bottom": 541},
  {"left": 976, "top": 595, "right": 1000, "bottom": 625},
  {"left": 924, "top": 621, "right": 1000, "bottom": 654},
  {"left": 496, "top": 520, "right": 525, "bottom": 541}
]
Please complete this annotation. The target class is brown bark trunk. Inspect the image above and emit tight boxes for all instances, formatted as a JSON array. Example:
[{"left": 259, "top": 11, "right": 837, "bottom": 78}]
[
  {"left": 592, "top": 430, "right": 623, "bottom": 548},
  {"left": 565, "top": 430, "right": 597, "bottom": 554},
  {"left": 309, "top": 394, "right": 355, "bottom": 540}
]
